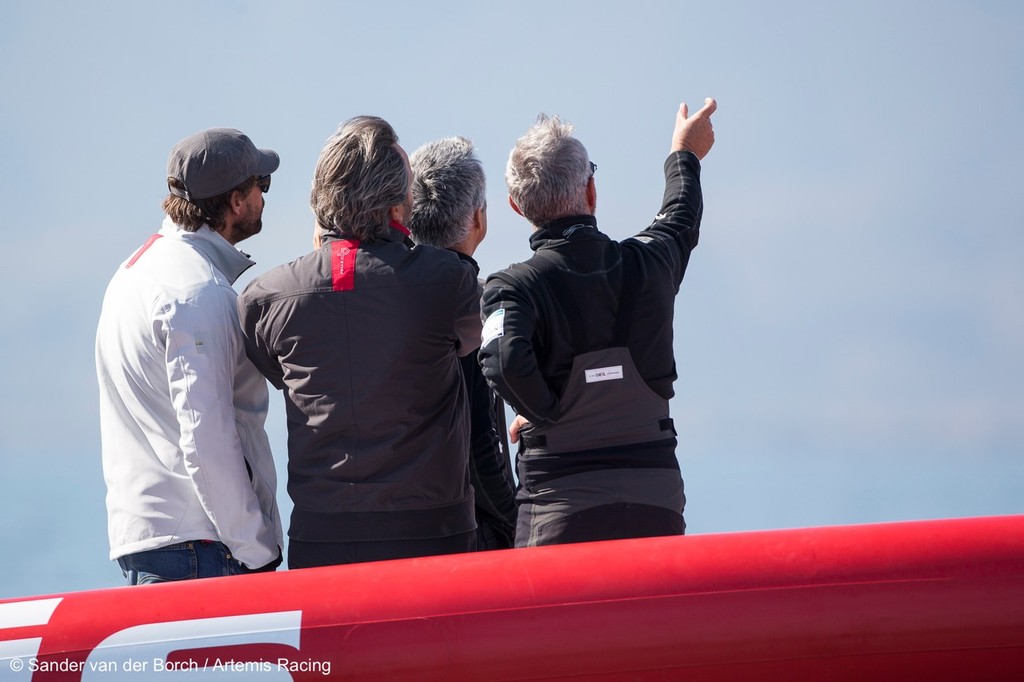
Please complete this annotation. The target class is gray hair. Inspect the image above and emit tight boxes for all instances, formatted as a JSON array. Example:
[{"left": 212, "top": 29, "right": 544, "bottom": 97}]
[
  {"left": 505, "top": 114, "right": 592, "bottom": 227},
  {"left": 311, "top": 116, "right": 408, "bottom": 242},
  {"left": 408, "top": 137, "right": 486, "bottom": 249}
]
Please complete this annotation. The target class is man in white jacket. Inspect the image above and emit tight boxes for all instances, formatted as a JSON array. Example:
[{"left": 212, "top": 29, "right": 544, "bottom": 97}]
[{"left": 96, "top": 128, "right": 283, "bottom": 584}]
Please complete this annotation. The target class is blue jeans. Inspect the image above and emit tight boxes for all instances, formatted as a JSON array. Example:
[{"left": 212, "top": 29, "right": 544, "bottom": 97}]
[{"left": 117, "top": 540, "right": 259, "bottom": 585}]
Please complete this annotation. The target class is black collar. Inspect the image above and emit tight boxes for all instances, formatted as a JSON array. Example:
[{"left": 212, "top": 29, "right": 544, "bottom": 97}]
[
  {"left": 450, "top": 249, "right": 480, "bottom": 276},
  {"left": 540, "top": 214, "right": 597, "bottom": 238},
  {"left": 530, "top": 214, "right": 599, "bottom": 250}
]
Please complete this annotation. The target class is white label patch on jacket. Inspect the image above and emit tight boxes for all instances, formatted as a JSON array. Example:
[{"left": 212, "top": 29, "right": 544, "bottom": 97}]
[
  {"left": 482, "top": 308, "right": 505, "bottom": 346},
  {"left": 585, "top": 365, "right": 624, "bottom": 383}
]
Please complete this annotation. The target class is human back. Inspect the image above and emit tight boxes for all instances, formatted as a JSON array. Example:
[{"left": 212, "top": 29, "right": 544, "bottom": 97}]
[
  {"left": 238, "top": 236, "right": 475, "bottom": 518},
  {"left": 492, "top": 222, "right": 688, "bottom": 407}
]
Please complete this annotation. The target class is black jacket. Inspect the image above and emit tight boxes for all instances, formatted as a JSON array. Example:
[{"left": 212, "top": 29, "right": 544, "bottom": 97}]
[{"left": 455, "top": 253, "right": 517, "bottom": 549}]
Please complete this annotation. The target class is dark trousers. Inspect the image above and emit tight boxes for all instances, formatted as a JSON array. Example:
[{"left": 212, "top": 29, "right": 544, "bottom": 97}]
[
  {"left": 518, "top": 502, "right": 685, "bottom": 547},
  {"left": 288, "top": 530, "right": 476, "bottom": 569}
]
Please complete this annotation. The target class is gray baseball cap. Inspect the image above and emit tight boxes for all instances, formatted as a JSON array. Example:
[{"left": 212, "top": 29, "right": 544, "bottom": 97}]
[{"left": 167, "top": 128, "right": 280, "bottom": 201}]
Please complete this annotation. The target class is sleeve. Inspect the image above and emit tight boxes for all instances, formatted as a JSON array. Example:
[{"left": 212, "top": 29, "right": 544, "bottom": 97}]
[
  {"left": 461, "top": 351, "right": 517, "bottom": 533},
  {"left": 236, "top": 287, "right": 287, "bottom": 391},
  {"left": 163, "top": 289, "right": 278, "bottom": 569},
  {"left": 478, "top": 277, "right": 562, "bottom": 426},
  {"left": 452, "top": 260, "right": 484, "bottom": 357},
  {"left": 625, "top": 150, "right": 704, "bottom": 287}
]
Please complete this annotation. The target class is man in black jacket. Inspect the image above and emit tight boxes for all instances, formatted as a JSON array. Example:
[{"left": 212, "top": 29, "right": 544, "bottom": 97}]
[
  {"left": 408, "top": 136, "right": 518, "bottom": 550},
  {"left": 479, "top": 98, "right": 717, "bottom": 547},
  {"left": 238, "top": 117, "right": 482, "bottom": 568}
]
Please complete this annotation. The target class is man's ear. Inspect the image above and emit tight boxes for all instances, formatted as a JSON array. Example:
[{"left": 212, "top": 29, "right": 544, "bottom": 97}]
[
  {"left": 508, "top": 195, "right": 524, "bottom": 217},
  {"left": 586, "top": 175, "right": 597, "bottom": 214},
  {"left": 229, "top": 188, "right": 247, "bottom": 216},
  {"left": 388, "top": 203, "right": 405, "bottom": 224}
]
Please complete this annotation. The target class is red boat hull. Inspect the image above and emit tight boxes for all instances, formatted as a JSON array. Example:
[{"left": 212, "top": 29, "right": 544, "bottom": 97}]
[{"left": 2, "top": 515, "right": 1022, "bottom": 680}]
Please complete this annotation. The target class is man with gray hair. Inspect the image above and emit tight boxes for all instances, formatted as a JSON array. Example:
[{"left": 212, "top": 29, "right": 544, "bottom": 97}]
[
  {"left": 238, "top": 117, "right": 482, "bottom": 568},
  {"left": 408, "top": 137, "right": 518, "bottom": 550},
  {"left": 479, "top": 98, "right": 718, "bottom": 547}
]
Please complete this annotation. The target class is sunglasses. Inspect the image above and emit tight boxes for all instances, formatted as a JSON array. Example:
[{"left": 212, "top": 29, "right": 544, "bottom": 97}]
[{"left": 257, "top": 175, "right": 271, "bottom": 193}]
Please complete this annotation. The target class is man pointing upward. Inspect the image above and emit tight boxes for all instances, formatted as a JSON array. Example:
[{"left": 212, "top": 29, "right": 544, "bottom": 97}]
[{"left": 479, "top": 97, "right": 717, "bottom": 547}]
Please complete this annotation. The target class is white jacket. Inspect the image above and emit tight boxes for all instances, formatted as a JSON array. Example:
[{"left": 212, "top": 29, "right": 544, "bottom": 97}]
[{"left": 96, "top": 218, "right": 282, "bottom": 569}]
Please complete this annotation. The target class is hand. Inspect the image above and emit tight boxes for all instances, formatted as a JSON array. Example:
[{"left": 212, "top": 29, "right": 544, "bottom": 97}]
[
  {"left": 509, "top": 415, "right": 532, "bottom": 444},
  {"left": 671, "top": 97, "right": 717, "bottom": 159}
]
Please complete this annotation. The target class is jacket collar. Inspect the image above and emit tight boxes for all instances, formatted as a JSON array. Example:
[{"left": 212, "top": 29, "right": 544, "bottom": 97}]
[
  {"left": 160, "top": 217, "right": 255, "bottom": 284},
  {"left": 451, "top": 249, "right": 480, "bottom": 277},
  {"left": 529, "top": 214, "right": 601, "bottom": 251},
  {"left": 321, "top": 220, "right": 415, "bottom": 249}
]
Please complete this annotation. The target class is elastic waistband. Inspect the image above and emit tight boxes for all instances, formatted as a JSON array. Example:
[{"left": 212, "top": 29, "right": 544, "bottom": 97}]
[
  {"left": 519, "top": 437, "right": 679, "bottom": 490},
  {"left": 290, "top": 499, "right": 476, "bottom": 543}
]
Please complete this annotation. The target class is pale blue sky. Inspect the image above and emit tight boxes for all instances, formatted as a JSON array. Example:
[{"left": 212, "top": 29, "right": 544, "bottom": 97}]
[{"left": 1, "top": 0, "right": 1021, "bottom": 599}]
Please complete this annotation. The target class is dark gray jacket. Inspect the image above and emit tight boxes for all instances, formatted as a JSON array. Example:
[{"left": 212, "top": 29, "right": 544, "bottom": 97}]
[{"left": 238, "top": 225, "right": 481, "bottom": 543}]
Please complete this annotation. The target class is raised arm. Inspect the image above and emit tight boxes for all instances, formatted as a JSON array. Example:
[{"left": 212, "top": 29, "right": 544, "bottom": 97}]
[{"left": 626, "top": 98, "right": 718, "bottom": 285}]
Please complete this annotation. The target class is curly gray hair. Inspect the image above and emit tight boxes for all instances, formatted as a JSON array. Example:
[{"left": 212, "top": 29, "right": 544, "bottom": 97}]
[{"left": 408, "top": 137, "right": 486, "bottom": 249}]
